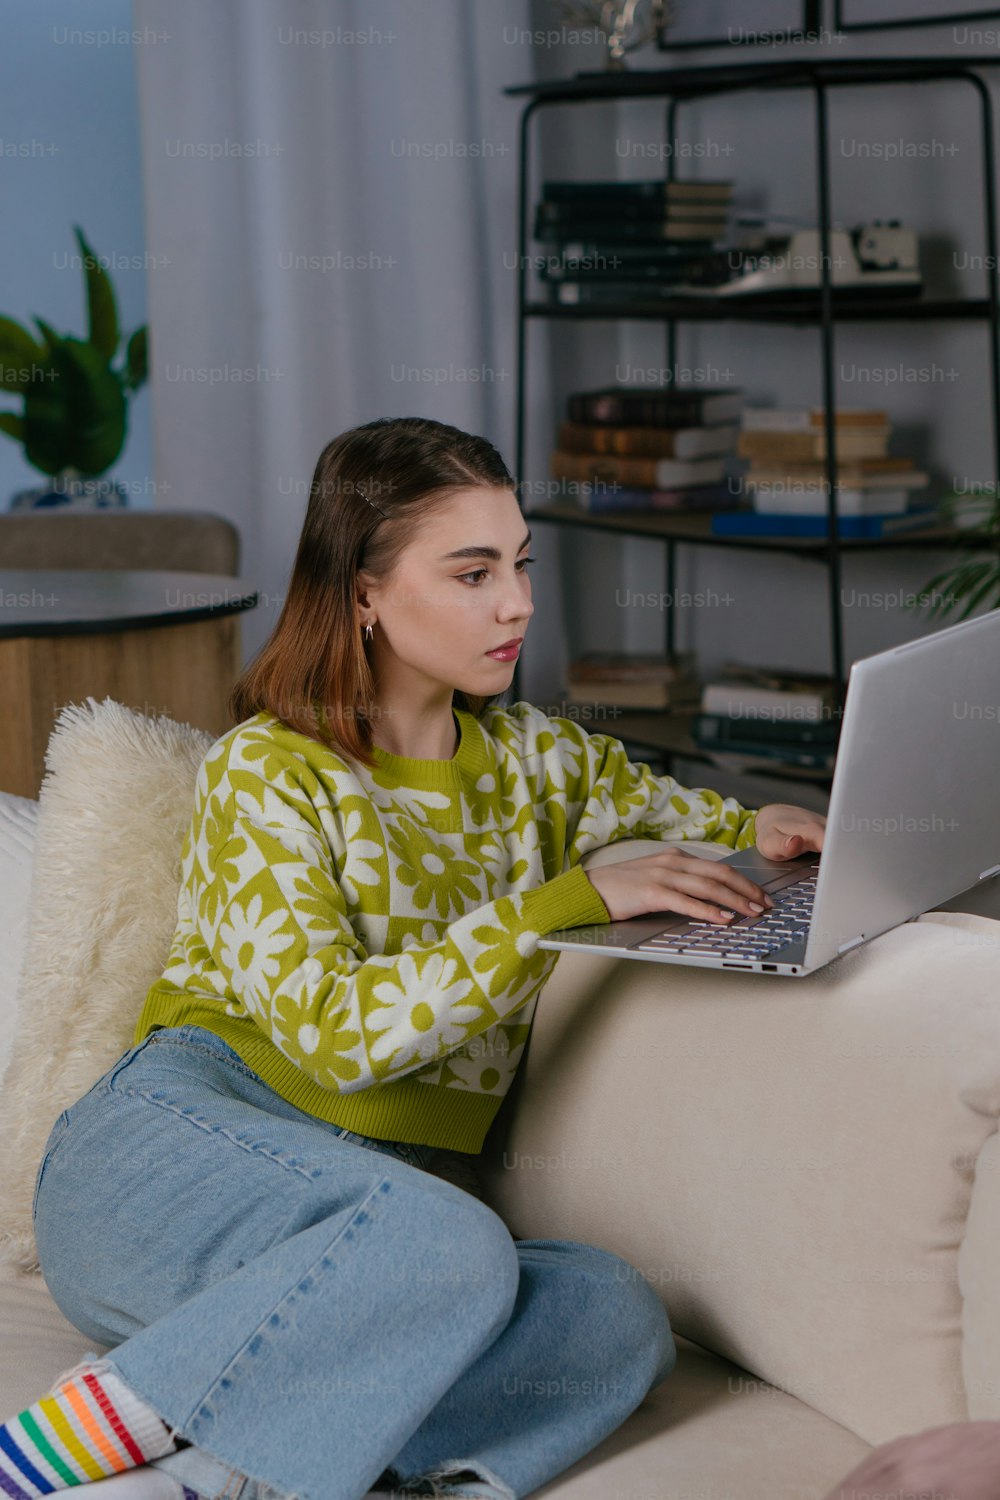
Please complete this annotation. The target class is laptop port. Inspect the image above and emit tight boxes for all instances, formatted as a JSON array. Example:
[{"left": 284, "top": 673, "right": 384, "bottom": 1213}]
[{"left": 762, "top": 963, "right": 778, "bottom": 972}]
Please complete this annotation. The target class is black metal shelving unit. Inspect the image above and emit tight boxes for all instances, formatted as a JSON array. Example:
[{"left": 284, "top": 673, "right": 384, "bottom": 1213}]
[{"left": 503, "top": 56, "right": 1000, "bottom": 787}]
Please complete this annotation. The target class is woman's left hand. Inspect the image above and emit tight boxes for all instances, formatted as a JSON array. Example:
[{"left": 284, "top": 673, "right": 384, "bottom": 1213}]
[{"left": 754, "top": 802, "right": 826, "bottom": 861}]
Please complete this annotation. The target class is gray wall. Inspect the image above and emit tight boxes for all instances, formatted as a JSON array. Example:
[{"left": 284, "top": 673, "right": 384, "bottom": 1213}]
[{"left": 0, "top": 0, "right": 153, "bottom": 505}]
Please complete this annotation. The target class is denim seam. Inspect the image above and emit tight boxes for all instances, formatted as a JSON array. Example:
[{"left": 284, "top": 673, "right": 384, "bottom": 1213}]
[
  {"left": 110, "top": 1084, "right": 330, "bottom": 1181},
  {"left": 116, "top": 1034, "right": 427, "bottom": 1157},
  {"left": 136, "top": 1031, "right": 266, "bottom": 1087},
  {"left": 183, "top": 1174, "right": 393, "bottom": 1434},
  {"left": 31, "top": 1113, "right": 72, "bottom": 1222}
]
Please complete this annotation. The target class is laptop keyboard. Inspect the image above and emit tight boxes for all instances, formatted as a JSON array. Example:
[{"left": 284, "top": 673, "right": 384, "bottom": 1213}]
[{"left": 633, "top": 862, "right": 820, "bottom": 961}]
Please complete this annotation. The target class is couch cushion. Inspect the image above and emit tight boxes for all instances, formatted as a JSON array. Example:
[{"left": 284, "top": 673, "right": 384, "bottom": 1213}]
[
  {"left": 0, "top": 1262, "right": 869, "bottom": 1500},
  {"left": 533, "top": 1336, "right": 870, "bottom": 1500},
  {"left": 0, "top": 699, "right": 213, "bottom": 1273},
  {"left": 0, "top": 1263, "right": 112, "bottom": 1411},
  {"left": 0, "top": 794, "right": 38, "bottom": 1079},
  {"left": 479, "top": 836, "right": 1000, "bottom": 1447}
]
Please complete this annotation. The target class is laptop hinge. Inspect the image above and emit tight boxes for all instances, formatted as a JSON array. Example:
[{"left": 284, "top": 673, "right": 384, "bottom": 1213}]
[
  {"left": 837, "top": 934, "right": 865, "bottom": 954},
  {"left": 979, "top": 863, "right": 1000, "bottom": 881}
]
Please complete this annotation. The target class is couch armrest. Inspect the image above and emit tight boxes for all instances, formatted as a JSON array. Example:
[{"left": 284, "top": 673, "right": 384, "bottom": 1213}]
[{"left": 478, "top": 838, "right": 1000, "bottom": 1448}]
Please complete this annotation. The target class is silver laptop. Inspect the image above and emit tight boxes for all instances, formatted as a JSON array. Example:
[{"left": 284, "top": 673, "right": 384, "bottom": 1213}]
[{"left": 539, "top": 607, "right": 1000, "bottom": 977}]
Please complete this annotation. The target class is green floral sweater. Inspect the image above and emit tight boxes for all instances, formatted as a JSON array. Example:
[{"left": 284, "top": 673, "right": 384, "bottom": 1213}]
[{"left": 133, "top": 701, "right": 758, "bottom": 1152}]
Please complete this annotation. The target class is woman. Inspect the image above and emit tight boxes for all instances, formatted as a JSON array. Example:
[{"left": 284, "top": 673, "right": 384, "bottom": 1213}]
[{"left": 10, "top": 417, "right": 825, "bottom": 1500}]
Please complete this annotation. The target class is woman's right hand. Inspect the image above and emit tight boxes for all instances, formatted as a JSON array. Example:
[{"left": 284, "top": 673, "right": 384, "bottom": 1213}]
[{"left": 583, "top": 847, "right": 774, "bottom": 925}]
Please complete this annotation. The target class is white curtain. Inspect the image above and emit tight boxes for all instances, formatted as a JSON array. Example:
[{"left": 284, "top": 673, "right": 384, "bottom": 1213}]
[{"left": 132, "top": 0, "right": 537, "bottom": 665}]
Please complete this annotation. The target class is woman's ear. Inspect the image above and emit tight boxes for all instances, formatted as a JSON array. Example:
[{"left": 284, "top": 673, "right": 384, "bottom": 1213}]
[{"left": 355, "top": 570, "right": 374, "bottom": 609}]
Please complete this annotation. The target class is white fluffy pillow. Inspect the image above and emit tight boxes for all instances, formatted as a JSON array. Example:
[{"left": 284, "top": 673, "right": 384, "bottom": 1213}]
[{"left": 0, "top": 698, "right": 214, "bottom": 1273}]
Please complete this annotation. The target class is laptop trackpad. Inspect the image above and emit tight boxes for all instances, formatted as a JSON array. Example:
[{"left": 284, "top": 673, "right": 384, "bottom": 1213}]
[
  {"left": 590, "top": 912, "right": 692, "bottom": 945},
  {"left": 718, "top": 848, "right": 818, "bottom": 888}
]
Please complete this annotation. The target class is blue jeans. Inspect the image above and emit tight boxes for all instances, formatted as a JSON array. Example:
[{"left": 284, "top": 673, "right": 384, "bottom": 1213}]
[{"left": 32, "top": 1023, "right": 676, "bottom": 1500}]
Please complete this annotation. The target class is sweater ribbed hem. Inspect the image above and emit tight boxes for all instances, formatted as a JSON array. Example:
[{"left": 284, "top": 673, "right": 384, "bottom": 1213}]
[
  {"left": 520, "top": 862, "right": 611, "bottom": 931},
  {"left": 132, "top": 992, "right": 505, "bottom": 1152}
]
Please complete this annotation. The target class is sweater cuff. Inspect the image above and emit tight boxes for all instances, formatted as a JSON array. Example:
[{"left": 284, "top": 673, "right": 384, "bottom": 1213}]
[
  {"left": 735, "top": 810, "right": 758, "bottom": 852},
  {"left": 519, "top": 863, "right": 611, "bottom": 934}
]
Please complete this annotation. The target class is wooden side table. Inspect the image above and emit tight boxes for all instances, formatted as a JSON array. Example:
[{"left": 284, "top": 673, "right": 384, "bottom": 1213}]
[{"left": 0, "top": 569, "right": 258, "bottom": 798}]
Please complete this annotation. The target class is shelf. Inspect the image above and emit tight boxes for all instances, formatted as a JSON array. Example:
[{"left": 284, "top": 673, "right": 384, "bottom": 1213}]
[
  {"left": 509, "top": 52, "right": 1000, "bottom": 705},
  {"left": 526, "top": 501, "right": 997, "bottom": 557},
  {"left": 561, "top": 705, "right": 835, "bottom": 785},
  {"left": 526, "top": 296, "right": 990, "bottom": 324},
  {"left": 505, "top": 56, "right": 1000, "bottom": 105}
]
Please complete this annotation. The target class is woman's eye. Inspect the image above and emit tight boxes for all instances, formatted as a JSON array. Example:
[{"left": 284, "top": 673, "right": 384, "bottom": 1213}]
[{"left": 458, "top": 557, "right": 536, "bottom": 587}]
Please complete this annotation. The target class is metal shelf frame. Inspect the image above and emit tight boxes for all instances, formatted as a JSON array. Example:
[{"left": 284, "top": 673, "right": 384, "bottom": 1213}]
[{"left": 505, "top": 57, "right": 1000, "bottom": 725}]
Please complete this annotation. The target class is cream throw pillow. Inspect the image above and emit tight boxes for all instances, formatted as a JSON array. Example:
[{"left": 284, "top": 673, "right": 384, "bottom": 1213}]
[{"left": 0, "top": 698, "right": 213, "bottom": 1274}]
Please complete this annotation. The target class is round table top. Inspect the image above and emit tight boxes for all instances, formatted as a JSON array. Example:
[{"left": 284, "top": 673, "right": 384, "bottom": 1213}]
[{"left": 0, "top": 569, "right": 259, "bottom": 638}]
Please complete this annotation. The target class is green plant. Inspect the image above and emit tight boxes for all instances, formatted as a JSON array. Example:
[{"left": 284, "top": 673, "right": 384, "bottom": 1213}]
[
  {"left": 0, "top": 226, "right": 147, "bottom": 478},
  {"left": 909, "top": 490, "right": 1000, "bottom": 621}
]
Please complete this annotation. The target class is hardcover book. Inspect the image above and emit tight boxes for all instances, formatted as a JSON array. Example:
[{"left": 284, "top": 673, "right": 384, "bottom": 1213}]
[{"left": 567, "top": 387, "right": 744, "bottom": 427}]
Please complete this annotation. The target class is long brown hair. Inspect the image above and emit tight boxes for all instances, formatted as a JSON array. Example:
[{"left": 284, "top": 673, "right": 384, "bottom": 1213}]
[{"left": 229, "top": 416, "right": 517, "bottom": 768}]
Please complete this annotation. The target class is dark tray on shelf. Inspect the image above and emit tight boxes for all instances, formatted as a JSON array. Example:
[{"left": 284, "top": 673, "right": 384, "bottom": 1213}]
[
  {"left": 504, "top": 56, "right": 1000, "bottom": 104},
  {"left": 526, "top": 296, "right": 991, "bottom": 323}
]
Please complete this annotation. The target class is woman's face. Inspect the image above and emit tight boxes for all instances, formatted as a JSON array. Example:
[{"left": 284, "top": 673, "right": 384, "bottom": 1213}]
[{"left": 358, "top": 485, "right": 535, "bottom": 697}]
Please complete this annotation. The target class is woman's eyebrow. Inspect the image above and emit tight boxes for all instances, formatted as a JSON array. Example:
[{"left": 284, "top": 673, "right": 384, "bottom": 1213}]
[{"left": 439, "top": 529, "right": 532, "bottom": 563}]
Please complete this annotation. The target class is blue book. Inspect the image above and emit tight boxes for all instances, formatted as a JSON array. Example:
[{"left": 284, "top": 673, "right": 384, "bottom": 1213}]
[{"left": 709, "top": 507, "right": 939, "bottom": 539}]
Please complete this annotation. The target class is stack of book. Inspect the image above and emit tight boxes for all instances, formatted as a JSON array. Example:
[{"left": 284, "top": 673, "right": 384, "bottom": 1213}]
[
  {"left": 564, "top": 650, "right": 700, "bottom": 713},
  {"left": 692, "top": 663, "right": 841, "bottom": 771},
  {"left": 551, "top": 385, "right": 745, "bottom": 514},
  {"left": 535, "top": 180, "right": 736, "bottom": 308},
  {"left": 709, "top": 407, "right": 937, "bottom": 539}
]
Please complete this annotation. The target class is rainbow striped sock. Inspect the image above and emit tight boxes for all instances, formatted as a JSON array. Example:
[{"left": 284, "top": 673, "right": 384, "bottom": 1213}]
[{"left": 0, "top": 1356, "right": 178, "bottom": 1497}]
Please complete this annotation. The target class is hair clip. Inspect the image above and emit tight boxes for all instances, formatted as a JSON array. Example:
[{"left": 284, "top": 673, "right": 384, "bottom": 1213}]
[{"left": 357, "top": 487, "right": 388, "bottom": 520}]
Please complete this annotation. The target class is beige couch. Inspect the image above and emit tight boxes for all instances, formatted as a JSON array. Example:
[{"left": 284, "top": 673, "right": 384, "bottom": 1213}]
[{"left": 2, "top": 787, "right": 1000, "bottom": 1500}]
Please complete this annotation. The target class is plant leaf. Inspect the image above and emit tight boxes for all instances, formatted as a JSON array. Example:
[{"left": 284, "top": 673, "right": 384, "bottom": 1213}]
[
  {"left": 73, "top": 225, "right": 119, "bottom": 360},
  {"left": 31, "top": 316, "right": 62, "bottom": 352},
  {"left": 914, "top": 559, "right": 986, "bottom": 617},
  {"left": 22, "top": 336, "right": 126, "bottom": 475},
  {"left": 123, "top": 325, "right": 147, "bottom": 391},
  {"left": 0, "top": 411, "right": 24, "bottom": 443},
  {"left": 957, "top": 568, "right": 1000, "bottom": 620},
  {"left": 0, "top": 316, "right": 45, "bottom": 390}
]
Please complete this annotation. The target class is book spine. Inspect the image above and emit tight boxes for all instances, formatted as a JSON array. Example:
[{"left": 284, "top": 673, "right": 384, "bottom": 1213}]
[
  {"left": 708, "top": 509, "right": 935, "bottom": 538},
  {"left": 565, "top": 685, "right": 699, "bottom": 709},
  {"left": 692, "top": 713, "right": 839, "bottom": 746},
  {"left": 701, "top": 684, "right": 829, "bottom": 716},
  {"left": 610, "top": 483, "right": 735, "bottom": 510},
  {"left": 536, "top": 200, "right": 729, "bottom": 225},
  {"left": 558, "top": 422, "right": 682, "bottom": 457},
  {"left": 571, "top": 655, "right": 695, "bottom": 683},
  {"left": 557, "top": 422, "right": 739, "bottom": 459},
  {"left": 551, "top": 451, "right": 723, "bottom": 487},
  {"left": 567, "top": 390, "right": 717, "bottom": 427},
  {"left": 536, "top": 220, "right": 724, "bottom": 245},
  {"left": 750, "top": 489, "right": 911, "bottom": 517},
  {"left": 543, "top": 180, "right": 734, "bottom": 203},
  {"left": 742, "top": 408, "right": 890, "bottom": 431},
  {"left": 737, "top": 430, "right": 890, "bottom": 462}
]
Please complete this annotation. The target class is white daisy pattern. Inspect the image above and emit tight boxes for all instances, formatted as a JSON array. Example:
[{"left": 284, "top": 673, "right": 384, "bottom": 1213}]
[
  {"left": 337, "top": 806, "right": 385, "bottom": 906},
  {"left": 136, "top": 703, "right": 757, "bottom": 1152},
  {"left": 216, "top": 892, "right": 296, "bottom": 1020},
  {"left": 365, "top": 949, "right": 484, "bottom": 1076}
]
